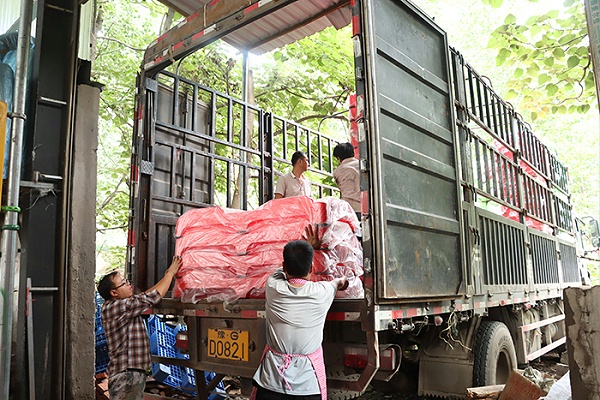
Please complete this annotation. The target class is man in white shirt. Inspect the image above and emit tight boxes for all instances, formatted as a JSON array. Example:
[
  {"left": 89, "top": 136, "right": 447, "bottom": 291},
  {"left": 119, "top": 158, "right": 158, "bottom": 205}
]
[
  {"left": 275, "top": 151, "right": 312, "bottom": 199},
  {"left": 251, "top": 235, "right": 348, "bottom": 400},
  {"left": 333, "top": 143, "right": 361, "bottom": 219}
]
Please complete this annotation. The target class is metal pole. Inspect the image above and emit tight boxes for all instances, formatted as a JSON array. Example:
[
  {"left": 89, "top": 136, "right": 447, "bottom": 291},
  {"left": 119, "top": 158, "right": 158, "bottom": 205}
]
[
  {"left": 241, "top": 51, "right": 249, "bottom": 103},
  {"left": 0, "top": 0, "right": 34, "bottom": 395}
]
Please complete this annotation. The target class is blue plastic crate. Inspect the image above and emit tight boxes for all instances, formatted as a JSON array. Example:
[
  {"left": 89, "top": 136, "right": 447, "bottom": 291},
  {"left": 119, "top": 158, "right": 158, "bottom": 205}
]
[
  {"left": 94, "top": 292, "right": 110, "bottom": 373},
  {"left": 95, "top": 340, "right": 109, "bottom": 374},
  {"left": 145, "top": 314, "right": 161, "bottom": 338},
  {"left": 95, "top": 328, "right": 106, "bottom": 344},
  {"left": 94, "top": 293, "right": 105, "bottom": 335},
  {"left": 150, "top": 329, "right": 179, "bottom": 357},
  {"left": 182, "top": 369, "right": 226, "bottom": 399},
  {"left": 152, "top": 362, "right": 186, "bottom": 390},
  {"left": 151, "top": 363, "right": 172, "bottom": 382},
  {"left": 148, "top": 316, "right": 225, "bottom": 397}
]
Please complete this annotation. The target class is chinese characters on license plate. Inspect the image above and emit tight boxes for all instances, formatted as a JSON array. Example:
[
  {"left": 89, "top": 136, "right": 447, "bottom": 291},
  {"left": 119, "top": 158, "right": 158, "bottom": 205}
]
[{"left": 207, "top": 329, "right": 249, "bottom": 361}]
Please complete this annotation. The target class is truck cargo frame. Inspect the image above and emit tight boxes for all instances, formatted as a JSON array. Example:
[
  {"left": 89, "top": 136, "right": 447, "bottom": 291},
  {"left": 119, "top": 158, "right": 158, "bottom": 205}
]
[{"left": 128, "top": 0, "right": 584, "bottom": 397}]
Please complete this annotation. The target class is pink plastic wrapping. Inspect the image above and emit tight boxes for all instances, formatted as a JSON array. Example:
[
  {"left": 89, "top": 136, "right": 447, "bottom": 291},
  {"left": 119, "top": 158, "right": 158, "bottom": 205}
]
[{"left": 174, "top": 197, "right": 364, "bottom": 303}]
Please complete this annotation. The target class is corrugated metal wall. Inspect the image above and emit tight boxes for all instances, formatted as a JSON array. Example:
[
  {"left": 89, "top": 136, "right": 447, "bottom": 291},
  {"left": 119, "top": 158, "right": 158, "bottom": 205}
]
[{"left": 0, "top": 0, "right": 21, "bottom": 33}]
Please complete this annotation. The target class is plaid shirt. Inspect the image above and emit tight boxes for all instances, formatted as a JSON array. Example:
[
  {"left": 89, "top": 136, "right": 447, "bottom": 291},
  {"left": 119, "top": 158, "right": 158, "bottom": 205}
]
[{"left": 101, "top": 289, "right": 161, "bottom": 377}]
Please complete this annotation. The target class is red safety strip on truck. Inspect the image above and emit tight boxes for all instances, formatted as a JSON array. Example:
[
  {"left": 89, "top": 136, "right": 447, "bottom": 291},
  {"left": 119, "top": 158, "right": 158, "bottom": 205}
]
[
  {"left": 157, "top": 32, "right": 168, "bottom": 43},
  {"left": 389, "top": 308, "right": 419, "bottom": 318},
  {"left": 134, "top": 104, "right": 143, "bottom": 122},
  {"left": 241, "top": 310, "right": 258, "bottom": 318},
  {"left": 187, "top": 12, "right": 198, "bottom": 22},
  {"left": 127, "top": 229, "right": 136, "bottom": 246},
  {"left": 352, "top": 15, "right": 360, "bottom": 36},
  {"left": 326, "top": 312, "right": 360, "bottom": 321},
  {"left": 130, "top": 164, "right": 139, "bottom": 183},
  {"left": 174, "top": 41, "right": 185, "bottom": 51},
  {"left": 192, "top": 30, "right": 205, "bottom": 41},
  {"left": 245, "top": 2, "right": 259, "bottom": 13}
]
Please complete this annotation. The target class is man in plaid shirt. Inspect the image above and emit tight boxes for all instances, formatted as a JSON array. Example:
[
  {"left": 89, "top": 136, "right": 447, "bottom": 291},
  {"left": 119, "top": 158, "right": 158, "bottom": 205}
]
[{"left": 97, "top": 256, "right": 182, "bottom": 400}]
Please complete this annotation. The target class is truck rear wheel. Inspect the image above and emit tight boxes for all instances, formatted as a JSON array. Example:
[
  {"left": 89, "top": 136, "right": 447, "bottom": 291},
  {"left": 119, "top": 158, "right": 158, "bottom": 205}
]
[{"left": 473, "top": 321, "right": 517, "bottom": 386}]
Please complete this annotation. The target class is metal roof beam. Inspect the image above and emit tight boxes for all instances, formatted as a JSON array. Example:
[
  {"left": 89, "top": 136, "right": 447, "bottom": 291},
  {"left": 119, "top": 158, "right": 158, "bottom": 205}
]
[
  {"left": 241, "top": 0, "right": 350, "bottom": 53},
  {"left": 142, "top": 0, "right": 298, "bottom": 75}
]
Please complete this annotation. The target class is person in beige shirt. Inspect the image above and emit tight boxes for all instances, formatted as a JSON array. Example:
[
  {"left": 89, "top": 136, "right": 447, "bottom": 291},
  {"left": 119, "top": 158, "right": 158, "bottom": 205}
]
[
  {"left": 333, "top": 143, "right": 361, "bottom": 219},
  {"left": 275, "top": 151, "right": 312, "bottom": 199}
]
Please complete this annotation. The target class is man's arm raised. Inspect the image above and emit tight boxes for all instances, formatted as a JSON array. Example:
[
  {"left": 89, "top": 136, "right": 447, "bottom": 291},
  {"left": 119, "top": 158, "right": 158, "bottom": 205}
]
[{"left": 147, "top": 256, "right": 182, "bottom": 297}]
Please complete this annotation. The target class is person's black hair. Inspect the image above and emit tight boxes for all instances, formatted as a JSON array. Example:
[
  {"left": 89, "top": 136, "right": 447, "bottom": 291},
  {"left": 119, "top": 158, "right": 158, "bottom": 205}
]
[
  {"left": 283, "top": 240, "right": 314, "bottom": 278},
  {"left": 333, "top": 142, "right": 355, "bottom": 161},
  {"left": 97, "top": 271, "right": 120, "bottom": 300},
  {"left": 291, "top": 151, "right": 306, "bottom": 166}
]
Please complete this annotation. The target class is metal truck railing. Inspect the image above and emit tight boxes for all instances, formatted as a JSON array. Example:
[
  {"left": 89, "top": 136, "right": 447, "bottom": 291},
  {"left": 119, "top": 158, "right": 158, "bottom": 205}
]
[
  {"left": 450, "top": 48, "right": 580, "bottom": 290},
  {"left": 129, "top": 70, "right": 341, "bottom": 288}
]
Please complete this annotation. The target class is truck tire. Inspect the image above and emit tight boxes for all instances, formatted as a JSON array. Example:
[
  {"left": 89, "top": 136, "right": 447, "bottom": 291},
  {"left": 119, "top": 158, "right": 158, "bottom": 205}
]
[{"left": 473, "top": 321, "right": 517, "bottom": 386}]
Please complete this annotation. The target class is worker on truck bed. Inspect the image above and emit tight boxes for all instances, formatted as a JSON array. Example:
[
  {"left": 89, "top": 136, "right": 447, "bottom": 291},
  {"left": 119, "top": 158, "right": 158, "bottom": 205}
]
[
  {"left": 274, "top": 150, "right": 312, "bottom": 198},
  {"left": 333, "top": 142, "right": 361, "bottom": 221},
  {"left": 251, "top": 225, "right": 348, "bottom": 400},
  {"left": 97, "top": 256, "right": 182, "bottom": 400}
]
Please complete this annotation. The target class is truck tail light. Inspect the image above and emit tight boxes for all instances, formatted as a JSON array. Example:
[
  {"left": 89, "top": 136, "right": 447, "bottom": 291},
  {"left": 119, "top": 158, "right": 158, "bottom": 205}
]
[
  {"left": 344, "top": 346, "right": 368, "bottom": 368},
  {"left": 343, "top": 345, "right": 398, "bottom": 371},
  {"left": 175, "top": 332, "right": 189, "bottom": 352}
]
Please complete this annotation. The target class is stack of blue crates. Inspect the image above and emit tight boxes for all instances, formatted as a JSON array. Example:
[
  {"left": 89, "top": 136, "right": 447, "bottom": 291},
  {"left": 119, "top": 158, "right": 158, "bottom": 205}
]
[
  {"left": 94, "top": 292, "right": 110, "bottom": 374},
  {"left": 147, "top": 315, "right": 226, "bottom": 399}
]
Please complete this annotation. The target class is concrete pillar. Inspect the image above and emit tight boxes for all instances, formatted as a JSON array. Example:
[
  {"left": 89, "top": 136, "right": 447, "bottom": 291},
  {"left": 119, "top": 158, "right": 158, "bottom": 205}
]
[
  {"left": 64, "top": 83, "right": 100, "bottom": 399},
  {"left": 563, "top": 285, "right": 599, "bottom": 400}
]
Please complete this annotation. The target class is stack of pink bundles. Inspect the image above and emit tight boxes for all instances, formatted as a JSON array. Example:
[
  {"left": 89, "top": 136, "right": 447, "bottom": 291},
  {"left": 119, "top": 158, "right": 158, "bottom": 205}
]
[{"left": 174, "top": 196, "right": 363, "bottom": 303}]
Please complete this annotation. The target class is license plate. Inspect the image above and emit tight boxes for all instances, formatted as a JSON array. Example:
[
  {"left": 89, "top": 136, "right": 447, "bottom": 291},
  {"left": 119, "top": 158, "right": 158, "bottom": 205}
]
[{"left": 207, "top": 329, "right": 249, "bottom": 361}]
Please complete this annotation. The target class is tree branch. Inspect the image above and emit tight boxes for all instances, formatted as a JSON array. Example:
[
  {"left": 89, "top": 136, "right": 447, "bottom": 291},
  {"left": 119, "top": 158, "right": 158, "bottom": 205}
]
[
  {"left": 97, "top": 36, "right": 146, "bottom": 52},
  {"left": 98, "top": 173, "right": 127, "bottom": 211},
  {"left": 97, "top": 225, "right": 128, "bottom": 233}
]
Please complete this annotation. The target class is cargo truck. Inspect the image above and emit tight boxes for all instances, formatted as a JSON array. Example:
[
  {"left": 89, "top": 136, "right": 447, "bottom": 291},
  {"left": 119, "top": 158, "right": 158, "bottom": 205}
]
[{"left": 127, "top": 0, "right": 597, "bottom": 398}]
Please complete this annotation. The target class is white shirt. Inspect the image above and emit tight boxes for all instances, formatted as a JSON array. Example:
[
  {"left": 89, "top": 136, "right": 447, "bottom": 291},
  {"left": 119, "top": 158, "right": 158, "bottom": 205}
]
[
  {"left": 333, "top": 158, "right": 361, "bottom": 212},
  {"left": 252, "top": 269, "right": 337, "bottom": 395},
  {"left": 275, "top": 171, "right": 312, "bottom": 198}
]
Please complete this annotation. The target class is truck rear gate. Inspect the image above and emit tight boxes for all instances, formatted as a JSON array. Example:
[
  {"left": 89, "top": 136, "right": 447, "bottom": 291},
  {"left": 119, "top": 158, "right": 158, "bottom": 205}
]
[{"left": 355, "top": 0, "right": 464, "bottom": 300}]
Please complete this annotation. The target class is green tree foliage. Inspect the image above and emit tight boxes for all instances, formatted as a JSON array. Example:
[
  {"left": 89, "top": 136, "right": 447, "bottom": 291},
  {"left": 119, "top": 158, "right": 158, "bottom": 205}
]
[
  {"left": 486, "top": 0, "right": 596, "bottom": 120},
  {"left": 169, "top": 26, "right": 353, "bottom": 208},
  {"left": 94, "top": 0, "right": 168, "bottom": 271},
  {"left": 173, "top": 26, "right": 354, "bottom": 132}
]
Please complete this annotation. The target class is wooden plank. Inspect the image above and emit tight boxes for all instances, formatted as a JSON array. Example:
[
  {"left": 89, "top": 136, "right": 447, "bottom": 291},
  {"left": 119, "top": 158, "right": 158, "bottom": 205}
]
[{"left": 466, "top": 384, "right": 504, "bottom": 399}]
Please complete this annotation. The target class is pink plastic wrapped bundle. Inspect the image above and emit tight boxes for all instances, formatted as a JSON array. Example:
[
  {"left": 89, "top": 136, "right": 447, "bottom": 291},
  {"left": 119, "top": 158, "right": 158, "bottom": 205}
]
[{"left": 174, "top": 196, "right": 363, "bottom": 303}]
